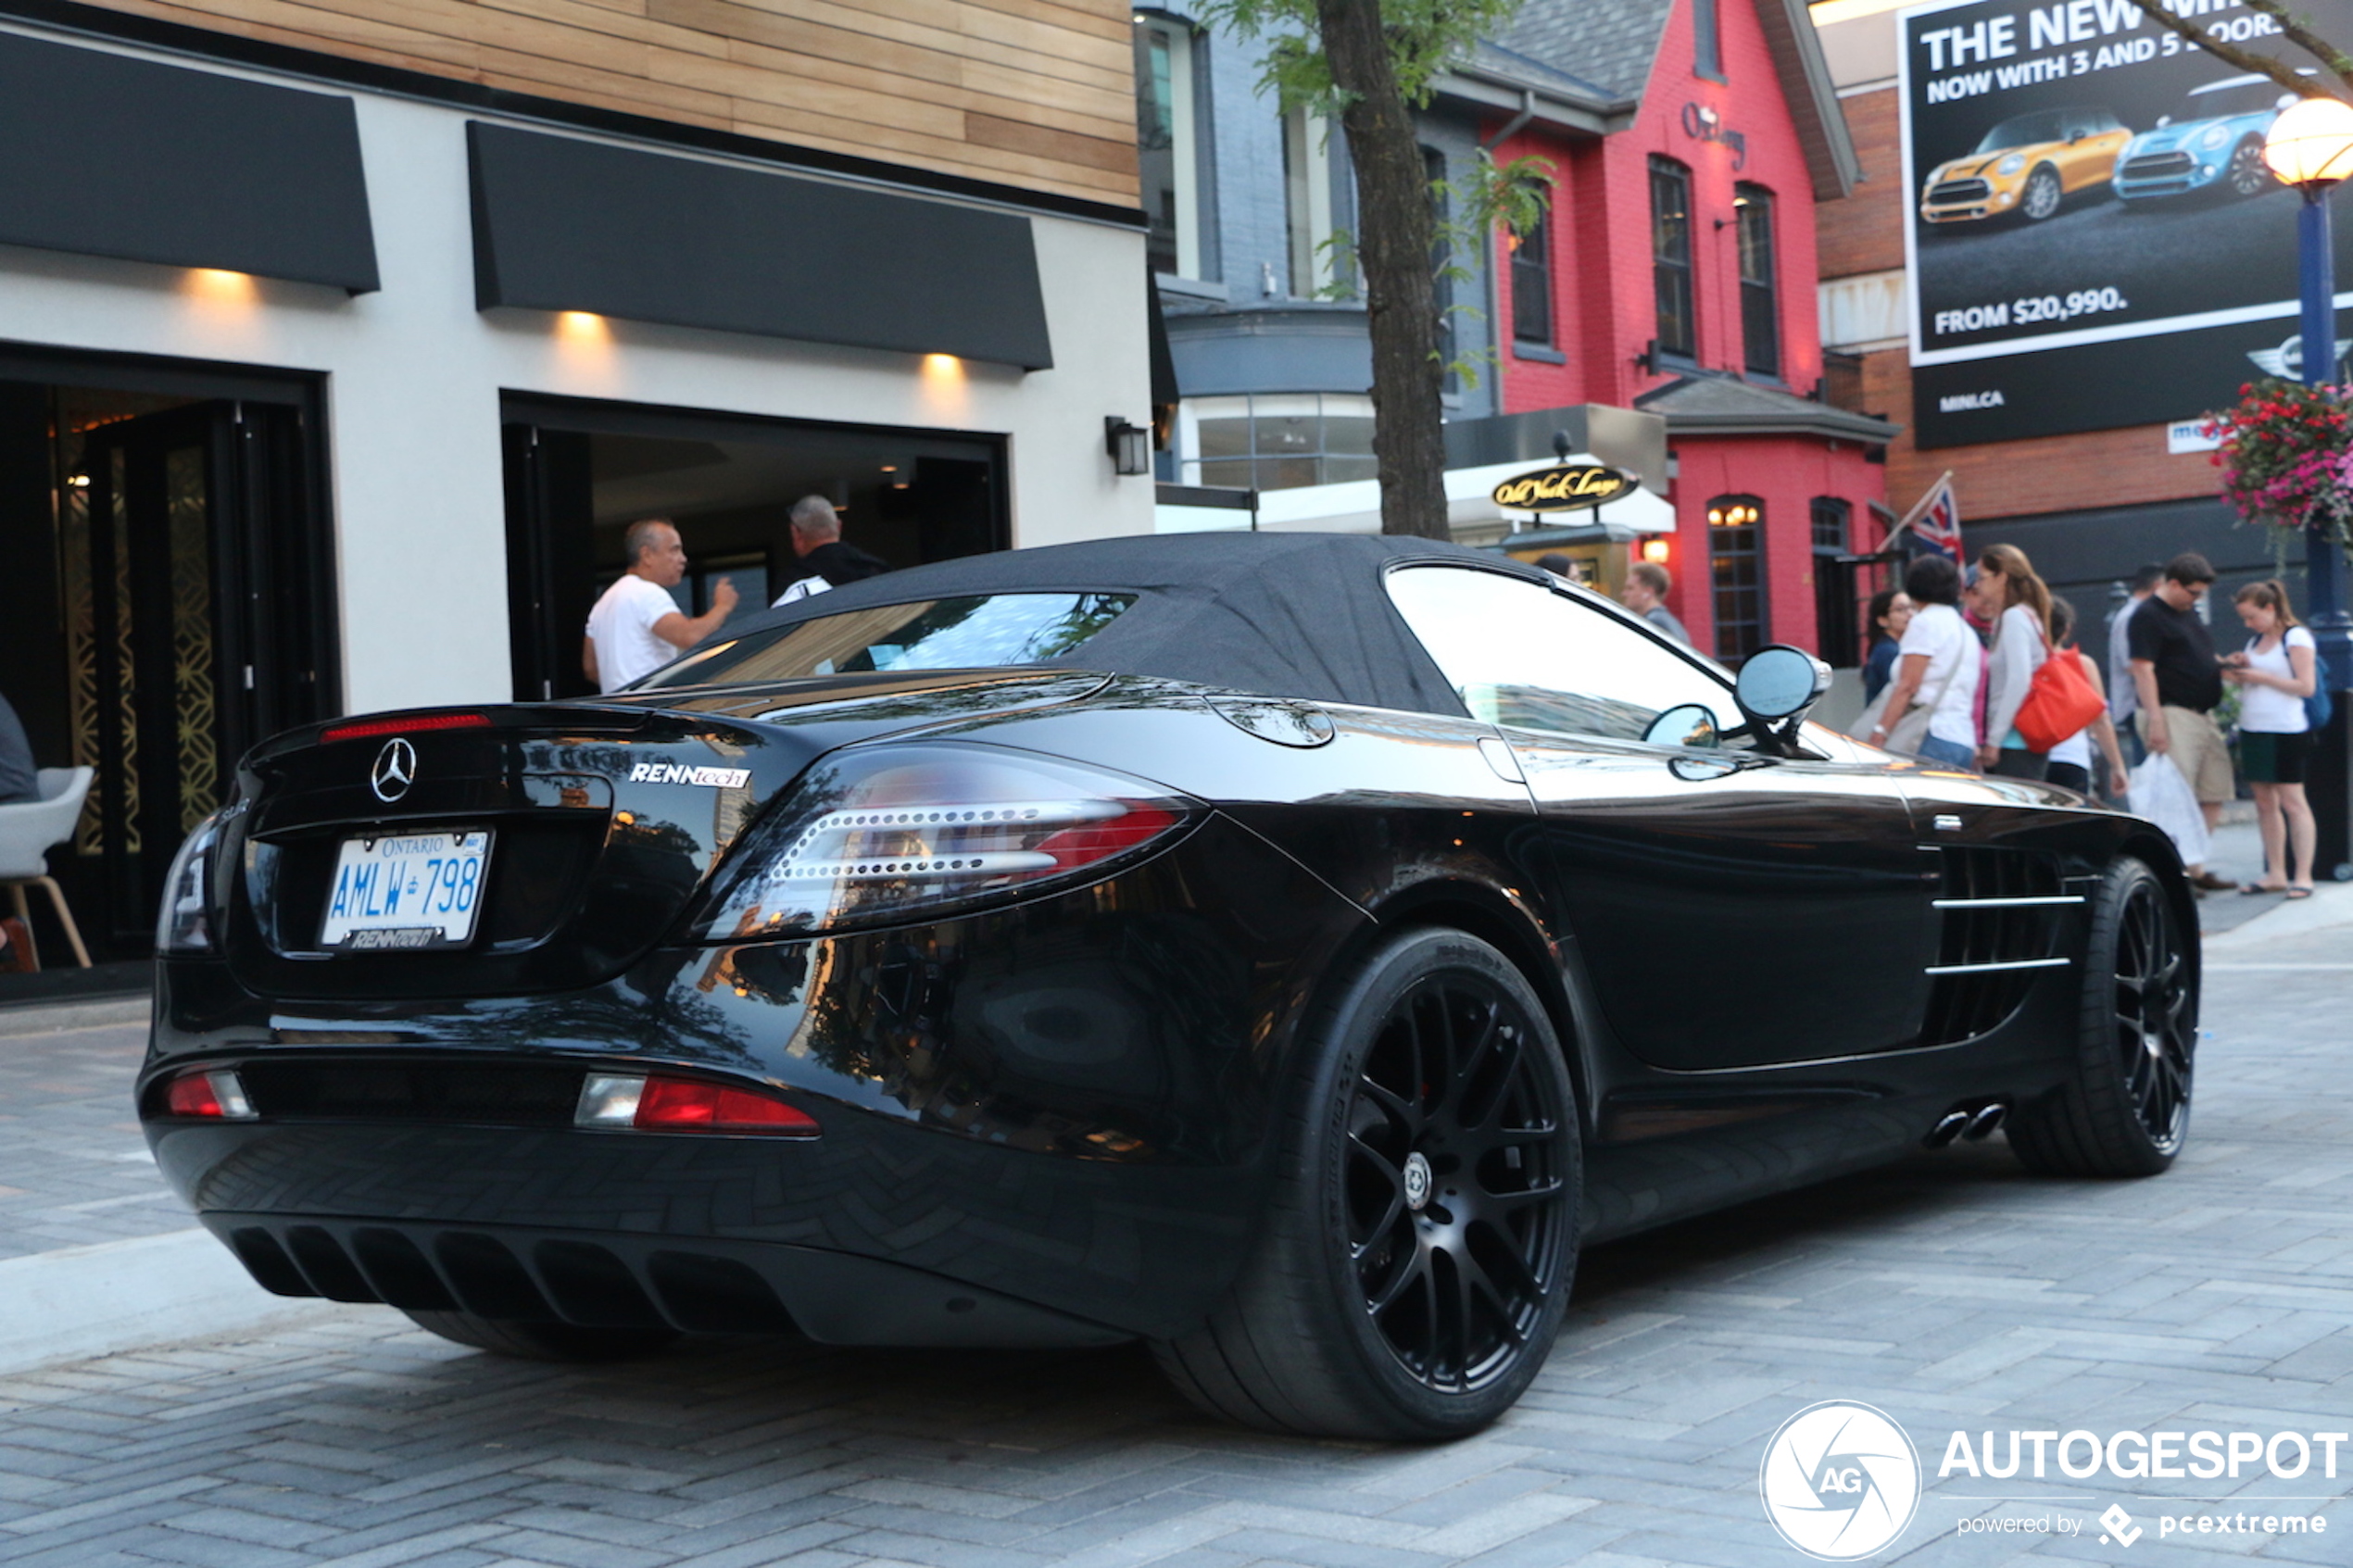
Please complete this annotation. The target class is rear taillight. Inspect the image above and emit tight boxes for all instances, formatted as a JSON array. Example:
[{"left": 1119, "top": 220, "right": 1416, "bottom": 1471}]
[
  {"left": 574, "top": 1073, "right": 818, "bottom": 1135},
  {"left": 695, "top": 743, "right": 1192, "bottom": 939},
  {"left": 320, "top": 712, "right": 492, "bottom": 744},
  {"left": 164, "top": 1069, "right": 256, "bottom": 1120}
]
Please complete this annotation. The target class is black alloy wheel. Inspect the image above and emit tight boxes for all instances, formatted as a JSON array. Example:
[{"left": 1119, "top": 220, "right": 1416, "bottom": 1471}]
[
  {"left": 2009, "top": 857, "right": 2196, "bottom": 1177},
  {"left": 2020, "top": 166, "right": 2063, "bottom": 220},
  {"left": 1153, "top": 928, "right": 1580, "bottom": 1439},
  {"left": 2228, "top": 139, "right": 2272, "bottom": 197}
]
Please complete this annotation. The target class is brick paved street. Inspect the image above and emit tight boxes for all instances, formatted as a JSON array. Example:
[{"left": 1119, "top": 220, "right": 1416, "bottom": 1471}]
[{"left": 0, "top": 900, "right": 2347, "bottom": 1568}]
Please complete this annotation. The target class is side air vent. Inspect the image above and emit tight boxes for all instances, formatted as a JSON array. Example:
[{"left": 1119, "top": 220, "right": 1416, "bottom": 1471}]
[{"left": 1920, "top": 847, "right": 2080, "bottom": 1045}]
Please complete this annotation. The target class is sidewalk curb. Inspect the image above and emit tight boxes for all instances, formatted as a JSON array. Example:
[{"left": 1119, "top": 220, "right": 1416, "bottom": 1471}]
[
  {"left": 0, "top": 1229, "right": 358, "bottom": 1377},
  {"left": 0, "top": 995, "right": 150, "bottom": 1036},
  {"left": 2204, "top": 883, "right": 2353, "bottom": 953}
]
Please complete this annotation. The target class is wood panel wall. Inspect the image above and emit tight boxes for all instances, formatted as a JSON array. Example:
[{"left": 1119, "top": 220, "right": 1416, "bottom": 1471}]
[{"left": 78, "top": 0, "right": 1140, "bottom": 206}]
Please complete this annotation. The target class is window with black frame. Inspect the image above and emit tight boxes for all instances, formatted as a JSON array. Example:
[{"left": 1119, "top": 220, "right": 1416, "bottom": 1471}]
[
  {"left": 1694, "top": 0, "right": 1724, "bottom": 80},
  {"left": 1427, "top": 146, "right": 1458, "bottom": 387},
  {"left": 1736, "top": 184, "right": 1779, "bottom": 379},
  {"left": 1651, "top": 157, "right": 1694, "bottom": 359},
  {"left": 1810, "top": 498, "right": 1858, "bottom": 669},
  {"left": 1512, "top": 202, "right": 1553, "bottom": 347},
  {"left": 1708, "top": 495, "right": 1767, "bottom": 663}
]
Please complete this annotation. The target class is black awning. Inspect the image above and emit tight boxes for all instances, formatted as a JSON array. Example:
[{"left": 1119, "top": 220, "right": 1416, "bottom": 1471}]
[
  {"left": 0, "top": 32, "right": 378, "bottom": 292},
  {"left": 468, "top": 123, "right": 1054, "bottom": 370}
]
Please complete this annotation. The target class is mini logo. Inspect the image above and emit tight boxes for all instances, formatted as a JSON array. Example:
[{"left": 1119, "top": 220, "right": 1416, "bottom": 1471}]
[
  {"left": 1760, "top": 1401, "right": 1921, "bottom": 1560},
  {"left": 371, "top": 739, "right": 417, "bottom": 803},
  {"left": 2098, "top": 1503, "right": 2142, "bottom": 1548}
]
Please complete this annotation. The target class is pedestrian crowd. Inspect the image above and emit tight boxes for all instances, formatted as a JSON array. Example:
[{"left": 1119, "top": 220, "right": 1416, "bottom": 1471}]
[{"left": 1858, "top": 544, "right": 2322, "bottom": 898}]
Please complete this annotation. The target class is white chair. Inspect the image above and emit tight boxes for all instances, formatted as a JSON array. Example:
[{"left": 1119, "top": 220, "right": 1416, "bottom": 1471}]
[{"left": 0, "top": 767, "right": 94, "bottom": 970}]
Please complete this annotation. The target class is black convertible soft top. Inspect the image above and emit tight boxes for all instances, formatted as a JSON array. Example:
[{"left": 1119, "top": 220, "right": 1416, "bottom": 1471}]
[{"left": 703, "top": 532, "right": 1550, "bottom": 716}]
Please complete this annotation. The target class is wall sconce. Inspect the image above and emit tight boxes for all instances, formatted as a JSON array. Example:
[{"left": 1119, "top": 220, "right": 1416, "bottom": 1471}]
[
  {"left": 1641, "top": 537, "right": 1673, "bottom": 565},
  {"left": 1105, "top": 417, "right": 1151, "bottom": 476}
]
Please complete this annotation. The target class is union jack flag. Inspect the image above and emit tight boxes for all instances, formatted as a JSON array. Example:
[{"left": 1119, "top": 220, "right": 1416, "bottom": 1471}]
[{"left": 1898, "top": 472, "right": 1961, "bottom": 563}]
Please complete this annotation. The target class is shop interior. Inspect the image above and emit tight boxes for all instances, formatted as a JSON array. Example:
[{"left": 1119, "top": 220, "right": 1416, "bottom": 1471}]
[
  {"left": 502, "top": 400, "right": 1007, "bottom": 701},
  {"left": 0, "top": 367, "right": 329, "bottom": 982}
]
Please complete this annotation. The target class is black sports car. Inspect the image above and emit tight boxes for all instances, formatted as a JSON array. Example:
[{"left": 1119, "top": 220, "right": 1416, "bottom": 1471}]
[{"left": 140, "top": 533, "right": 2197, "bottom": 1438}]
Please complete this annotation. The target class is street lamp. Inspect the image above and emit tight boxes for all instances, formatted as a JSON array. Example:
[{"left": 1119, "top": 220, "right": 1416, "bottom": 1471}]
[{"left": 2263, "top": 96, "right": 2353, "bottom": 878}]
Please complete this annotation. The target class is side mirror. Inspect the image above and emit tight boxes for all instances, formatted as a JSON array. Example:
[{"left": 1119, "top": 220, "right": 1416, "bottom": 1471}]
[
  {"left": 1643, "top": 704, "right": 1721, "bottom": 750},
  {"left": 2157, "top": 115, "right": 2172, "bottom": 128},
  {"left": 1734, "top": 645, "right": 1831, "bottom": 728}
]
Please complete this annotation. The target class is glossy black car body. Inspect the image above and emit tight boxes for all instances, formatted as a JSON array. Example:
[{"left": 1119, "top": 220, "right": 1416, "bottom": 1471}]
[{"left": 141, "top": 533, "right": 2198, "bottom": 1436}]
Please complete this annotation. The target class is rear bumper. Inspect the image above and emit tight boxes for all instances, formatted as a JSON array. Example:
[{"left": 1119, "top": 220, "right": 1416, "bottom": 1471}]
[
  {"left": 141, "top": 816, "right": 1366, "bottom": 1339},
  {"left": 204, "top": 1211, "right": 1131, "bottom": 1348}
]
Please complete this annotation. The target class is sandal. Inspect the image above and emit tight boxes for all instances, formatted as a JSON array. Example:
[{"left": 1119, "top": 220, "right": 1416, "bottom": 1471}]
[
  {"left": 2286, "top": 886, "right": 2314, "bottom": 900},
  {"left": 2240, "top": 883, "right": 2287, "bottom": 895}
]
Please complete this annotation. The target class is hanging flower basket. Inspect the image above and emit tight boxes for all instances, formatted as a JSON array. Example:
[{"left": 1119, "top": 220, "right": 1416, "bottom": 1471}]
[{"left": 2208, "top": 377, "right": 2353, "bottom": 549}]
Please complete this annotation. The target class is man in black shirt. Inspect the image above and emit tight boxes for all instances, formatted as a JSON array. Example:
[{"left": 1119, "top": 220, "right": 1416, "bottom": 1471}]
[
  {"left": 2128, "top": 552, "right": 2233, "bottom": 889},
  {"left": 773, "top": 495, "right": 889, "bottom": 605}
]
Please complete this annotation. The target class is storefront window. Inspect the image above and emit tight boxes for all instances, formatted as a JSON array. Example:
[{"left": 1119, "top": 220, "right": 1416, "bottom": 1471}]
[
  {"left": 1736, "top": 184, "right": 1779, "bottom": 379},
  {"left": 1182, "top": 395, "right": 1377, "bottom": 491},
  {"left": 1707, "top": 495, "right": 1768, "bottom": 662},
  {"left": 1651, "top": 157, "right": 1695, "bottom": 359},
  {"left": 1135, "top": 16, "right": 1203, "bottom": 280}
]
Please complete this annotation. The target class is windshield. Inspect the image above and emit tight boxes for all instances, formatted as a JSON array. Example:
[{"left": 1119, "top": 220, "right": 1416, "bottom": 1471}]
[
  {"left": 2183, "top": 80, "right": 2287, "bottom": 119},
  {"left": 1972, "top": 110, "right": 2069, "bottom": 153},
  {"left": 634, "top": 593, "right": 1137, "bottom": 689}
]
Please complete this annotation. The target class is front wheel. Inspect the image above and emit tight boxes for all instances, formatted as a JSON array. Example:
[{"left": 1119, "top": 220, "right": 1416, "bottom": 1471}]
[
  {"left": 399, "top": 1309, "right": 681, "bottom": 1361},
  {"left": 1152, "top": 928, "right": 1580, "bottom": 1439},
  {"left": 2226, "top": 138, "right": 2272, "bottom": 197},
  {"left": 2020, "top": 166, "right": 2063, "bottom": 220},
  {"left": 2008, "top": 857, "right": 2195, "bottom": 1176}
]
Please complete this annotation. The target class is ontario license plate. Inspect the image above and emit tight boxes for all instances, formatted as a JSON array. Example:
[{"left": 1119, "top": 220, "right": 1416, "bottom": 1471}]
[{"left": 319, "top": 830, "right": 492, "bottom": 951}]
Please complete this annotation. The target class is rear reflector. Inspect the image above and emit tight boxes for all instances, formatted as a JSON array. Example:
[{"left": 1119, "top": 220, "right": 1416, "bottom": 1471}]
[
  {"left": 574, "top": 1073, "right": 818, "bottom": 1136},
  {"left": 320, "top": 712, "right": 493, "bottom": 744},
  {"left": 166, "top": 1069, "right": 257, "bottom": 1120}
]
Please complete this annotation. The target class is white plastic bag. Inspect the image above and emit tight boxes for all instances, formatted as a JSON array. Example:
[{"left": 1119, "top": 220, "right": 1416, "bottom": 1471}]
[{"left": 2128, "top": 754, "right": 2211, "bottom": 867}]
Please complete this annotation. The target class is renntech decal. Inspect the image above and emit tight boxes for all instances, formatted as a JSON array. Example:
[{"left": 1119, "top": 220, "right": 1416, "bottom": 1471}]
[{"left": 627, "top": 762, "right": 751, "bottom": 787}]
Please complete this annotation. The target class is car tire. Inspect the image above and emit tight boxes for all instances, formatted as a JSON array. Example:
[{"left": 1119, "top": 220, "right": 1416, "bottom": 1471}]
[
  {"left": 2020, "top": 166, "right": 2063, "bottom": 220},
  {"left": 1151, "top": 927, "right": 1580, "bottom": 1439},
  {"left": 2227, "top": 138, "right": 2271, "bottom": 197},
  {"left": 2008, "top": 856, "right": 2195, "bottom": 1177},
  {"left": 398, "top": 1309, "right": 682, "bottom": 1361}
]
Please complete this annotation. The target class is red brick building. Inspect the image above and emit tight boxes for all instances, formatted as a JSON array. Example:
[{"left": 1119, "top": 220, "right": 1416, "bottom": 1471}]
[{"left": 1483, "top": 0, "right": 1894, "bottom": 664}]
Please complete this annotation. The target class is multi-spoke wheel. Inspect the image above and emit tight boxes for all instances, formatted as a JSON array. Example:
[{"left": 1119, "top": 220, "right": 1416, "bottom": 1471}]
[
  {"left": 2020, "top": 166, "right": 2063, "bottom": 221},
  {"left": 1152, "top": 928, "right": 1579, "bottom": 1438},
  {"left": 2227, "top": 139, "right": 2274, "bottom": 198},
  {"left": 2009, "top": 857, "right": 2196, "bottom": 1177}
]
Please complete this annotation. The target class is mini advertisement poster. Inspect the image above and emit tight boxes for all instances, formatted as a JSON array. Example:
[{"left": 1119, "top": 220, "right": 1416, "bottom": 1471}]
[{"left": 1901, "top": 0, "right": 2353, "bottom": 446}]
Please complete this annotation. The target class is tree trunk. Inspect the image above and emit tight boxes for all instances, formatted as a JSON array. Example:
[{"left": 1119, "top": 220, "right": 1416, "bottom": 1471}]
[{"left": 1315, "top": 0, "right": 1449, "bottom": 539}]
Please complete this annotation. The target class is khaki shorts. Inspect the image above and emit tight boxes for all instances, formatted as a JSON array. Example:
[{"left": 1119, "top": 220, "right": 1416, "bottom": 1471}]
[{"left": 2159, "top": 705, "right": 2233, "bottom": 804}]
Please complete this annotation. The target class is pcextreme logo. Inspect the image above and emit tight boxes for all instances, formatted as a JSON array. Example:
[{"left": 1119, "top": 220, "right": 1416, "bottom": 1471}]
[{"left": 1759, "top": 1401, "right": 1922, "bottom": 1560}]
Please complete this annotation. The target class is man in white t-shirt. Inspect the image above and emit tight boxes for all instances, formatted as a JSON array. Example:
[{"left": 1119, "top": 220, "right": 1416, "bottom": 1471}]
[{"left": 583, "top": 520, "right": 737, "bottom": 693}]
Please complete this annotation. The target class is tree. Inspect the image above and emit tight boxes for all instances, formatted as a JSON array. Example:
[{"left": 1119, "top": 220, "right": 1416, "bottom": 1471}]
[
  {"left": 2119, "top": 0, "right": 2353, "bottom": 99},
  {"left": 1199, "top": 0, "right": 1530, "bottom": 538}
]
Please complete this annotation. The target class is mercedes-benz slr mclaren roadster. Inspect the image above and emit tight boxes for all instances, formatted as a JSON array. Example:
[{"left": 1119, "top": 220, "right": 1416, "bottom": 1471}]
[{"left": 141, "top": 533, "right": 2198, "bottom": 1438}]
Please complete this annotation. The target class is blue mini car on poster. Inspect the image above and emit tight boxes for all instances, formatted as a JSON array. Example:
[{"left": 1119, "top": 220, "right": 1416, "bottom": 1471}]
[{"left": 2114, "top": 74, "right": 2296, "bottom": 202}]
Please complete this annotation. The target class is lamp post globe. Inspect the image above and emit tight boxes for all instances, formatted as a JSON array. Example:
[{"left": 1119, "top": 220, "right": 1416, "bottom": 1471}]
[{"left": 2264, "top": 95, "right": 2353, "bottom": 188}]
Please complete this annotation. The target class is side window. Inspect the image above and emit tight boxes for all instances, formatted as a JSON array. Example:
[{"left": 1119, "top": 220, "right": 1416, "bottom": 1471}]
[{"left": 1386, "top": 566, "right": 1735, "bottom": 743}]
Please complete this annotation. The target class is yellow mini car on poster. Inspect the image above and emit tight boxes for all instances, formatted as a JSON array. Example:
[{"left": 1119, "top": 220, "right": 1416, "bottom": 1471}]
[{"left": 1919, "top": 107, "right": 2131, "bottom": 226}]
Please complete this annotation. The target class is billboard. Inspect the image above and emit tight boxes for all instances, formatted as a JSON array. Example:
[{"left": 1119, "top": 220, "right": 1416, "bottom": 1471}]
[{"left": 1900, "top": 0, "right": 2353, "bottom": 447}]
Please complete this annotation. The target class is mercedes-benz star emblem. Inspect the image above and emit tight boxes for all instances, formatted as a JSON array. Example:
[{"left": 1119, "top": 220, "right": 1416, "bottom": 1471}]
[{"left": 371, "top": 738, "right": 418, "bottom": 803}]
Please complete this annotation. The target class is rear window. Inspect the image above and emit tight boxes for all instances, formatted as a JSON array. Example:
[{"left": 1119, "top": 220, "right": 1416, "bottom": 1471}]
[{"left": 635, "top": 593, "right": 1137, "bottom": 689}]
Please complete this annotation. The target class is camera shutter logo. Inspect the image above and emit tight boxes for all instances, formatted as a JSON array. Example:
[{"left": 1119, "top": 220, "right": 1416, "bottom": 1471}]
[
  {"left": 1759, "top": 1401, "right": 1920, "bottom": 1560},
  {"left": 371, "top": 739, "right": 418, "bottom": 803}
]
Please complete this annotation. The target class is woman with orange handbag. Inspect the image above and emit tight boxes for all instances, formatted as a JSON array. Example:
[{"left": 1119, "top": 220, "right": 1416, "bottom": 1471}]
[
  {"left": 2044, "top": 598, "right": 2130, "bottom": 799},
  {"left": 1971, "top": 544, "right": 2057, "bottom": 780}
]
